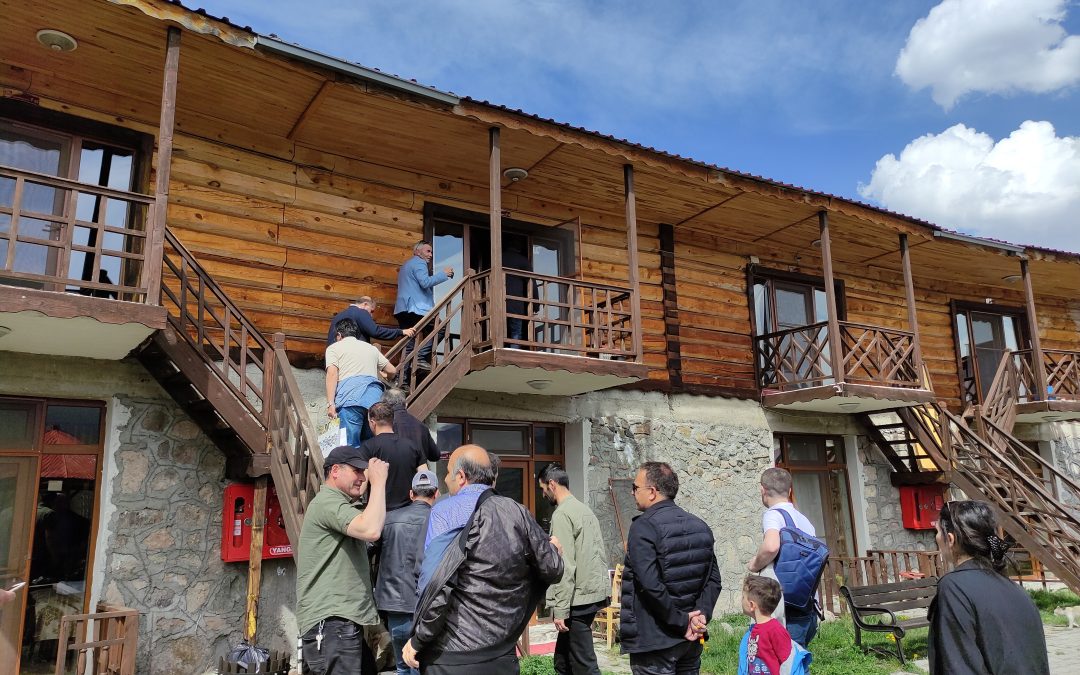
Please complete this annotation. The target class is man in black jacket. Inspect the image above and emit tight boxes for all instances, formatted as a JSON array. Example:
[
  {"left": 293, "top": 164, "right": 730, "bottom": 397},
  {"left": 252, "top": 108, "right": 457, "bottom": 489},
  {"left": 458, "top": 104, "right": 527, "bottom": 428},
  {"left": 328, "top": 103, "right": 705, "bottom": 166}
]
[
  {"left": 376, "top": 470, "right": 436, "bottom": 675},
  {"left": 621, "top": 461, "right": 723, "bottom": 674},
  {"left": 402, "top": 444, "right": 564, "bottom": 674},
  {"left": 326, "top": 297, "right": 414, "bottom": 347}
]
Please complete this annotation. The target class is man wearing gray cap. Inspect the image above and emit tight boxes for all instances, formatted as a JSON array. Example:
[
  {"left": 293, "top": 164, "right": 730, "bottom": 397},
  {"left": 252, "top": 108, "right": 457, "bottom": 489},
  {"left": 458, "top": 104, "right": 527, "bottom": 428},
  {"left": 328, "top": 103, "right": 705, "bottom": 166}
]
[
  {"left": 296, "top": 446, "right": 389, "bottom": 675},
  {"left": 376, "top": 470, "right": 437, "bottom": 675}
]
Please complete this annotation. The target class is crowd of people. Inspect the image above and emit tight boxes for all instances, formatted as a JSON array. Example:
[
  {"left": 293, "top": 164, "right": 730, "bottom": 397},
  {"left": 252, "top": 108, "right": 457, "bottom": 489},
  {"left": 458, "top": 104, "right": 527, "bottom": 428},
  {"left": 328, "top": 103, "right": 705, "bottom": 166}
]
[{"left": 293, "top": 242, "right": 1052, "bottom": 675}]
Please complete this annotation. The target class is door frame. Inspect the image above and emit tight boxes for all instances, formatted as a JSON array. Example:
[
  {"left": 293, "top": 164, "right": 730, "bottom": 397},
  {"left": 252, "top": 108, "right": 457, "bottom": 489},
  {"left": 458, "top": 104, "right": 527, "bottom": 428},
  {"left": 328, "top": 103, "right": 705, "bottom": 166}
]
[{"left": 950, "top": 300, "right": 1029, "bottom": 405}]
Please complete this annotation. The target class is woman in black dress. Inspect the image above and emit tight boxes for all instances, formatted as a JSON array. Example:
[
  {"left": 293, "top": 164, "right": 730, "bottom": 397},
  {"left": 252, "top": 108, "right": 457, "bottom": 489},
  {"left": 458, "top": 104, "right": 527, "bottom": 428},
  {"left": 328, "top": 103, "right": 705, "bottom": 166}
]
[{"left": 928, "top": 500, "right": 1048, "bottom": 674}]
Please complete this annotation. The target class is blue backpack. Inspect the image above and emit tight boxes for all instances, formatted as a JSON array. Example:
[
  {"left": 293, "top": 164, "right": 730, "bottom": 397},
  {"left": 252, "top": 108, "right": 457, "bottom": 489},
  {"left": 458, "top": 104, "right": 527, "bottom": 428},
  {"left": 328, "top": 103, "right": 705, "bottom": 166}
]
[{"left": 770, "top": 508, "right": 829, "bottom": 611}]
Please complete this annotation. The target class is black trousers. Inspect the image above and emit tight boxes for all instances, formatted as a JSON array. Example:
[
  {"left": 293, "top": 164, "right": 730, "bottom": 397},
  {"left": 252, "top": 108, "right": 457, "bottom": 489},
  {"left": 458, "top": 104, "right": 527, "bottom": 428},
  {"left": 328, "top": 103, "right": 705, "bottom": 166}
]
[
  {"left": 301, "top": 617, "right": 363, "bottom": 675},
  {"left": 553, "top": 609, "right": 601, "bottom": 675},
  {"left": 628, "top": 640, "right": 703, "bottom": 675},
  {"left": 422, "top": 654, "right": 519, "bottom": 674}
]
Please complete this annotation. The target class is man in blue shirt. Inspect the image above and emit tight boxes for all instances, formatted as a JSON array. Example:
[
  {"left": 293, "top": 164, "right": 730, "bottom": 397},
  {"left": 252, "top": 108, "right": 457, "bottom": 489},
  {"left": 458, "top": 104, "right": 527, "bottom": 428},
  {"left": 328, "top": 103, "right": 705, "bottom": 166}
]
[
  {"left": 326, "top": 296, "right": 414, "bottom": 347},
  {"left": 394, "top": 241, "right": 454, "bottom": 380}
]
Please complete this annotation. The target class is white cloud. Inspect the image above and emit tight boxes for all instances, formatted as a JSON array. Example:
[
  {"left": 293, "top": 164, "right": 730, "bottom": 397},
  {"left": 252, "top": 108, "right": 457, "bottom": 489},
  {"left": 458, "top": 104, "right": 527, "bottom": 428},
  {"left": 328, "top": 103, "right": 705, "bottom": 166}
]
[
  {"left": 896, "top": 0, "right": 1080, "bottom": 108},
  {"left": 858, "top": 121, "right": 1080, "bottom": 252}
]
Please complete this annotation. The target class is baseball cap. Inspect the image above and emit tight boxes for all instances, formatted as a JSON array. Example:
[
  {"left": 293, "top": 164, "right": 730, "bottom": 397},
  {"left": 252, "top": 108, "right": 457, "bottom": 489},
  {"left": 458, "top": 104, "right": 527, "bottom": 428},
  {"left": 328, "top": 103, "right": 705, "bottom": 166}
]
[
  {"left": 323, "top": 446, "right": 369, "bottom": 472},
  {"left": 412, "top": 470, "right": 437, "bottom": 490}
]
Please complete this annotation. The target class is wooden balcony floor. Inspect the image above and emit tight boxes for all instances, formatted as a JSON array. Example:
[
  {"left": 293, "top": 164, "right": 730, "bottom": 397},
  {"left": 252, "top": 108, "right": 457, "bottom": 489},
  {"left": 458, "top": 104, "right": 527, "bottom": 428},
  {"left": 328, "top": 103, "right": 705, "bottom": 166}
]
[
  {"left": 761, "top": 382, "right": 935, "bottom": 413},
  {"left": 459, "top": 348, "right": 648, "bottom": 396},
  {"left": 1015, "top": 399, "right": 1080, "bottom": 424}
]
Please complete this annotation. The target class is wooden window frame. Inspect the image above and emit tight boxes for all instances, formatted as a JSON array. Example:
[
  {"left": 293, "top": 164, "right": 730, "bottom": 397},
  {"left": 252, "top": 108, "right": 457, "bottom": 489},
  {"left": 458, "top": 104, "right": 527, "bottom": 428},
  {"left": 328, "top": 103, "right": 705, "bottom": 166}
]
[
  {"left": 773, "top": 433, "right": 858, "bottom": 557},
  {"left": 746, "top": 266, "right": 847, "bottom": 339},
  {"left": 949, "top": 299, "right": 1030, "bottom": 405}
]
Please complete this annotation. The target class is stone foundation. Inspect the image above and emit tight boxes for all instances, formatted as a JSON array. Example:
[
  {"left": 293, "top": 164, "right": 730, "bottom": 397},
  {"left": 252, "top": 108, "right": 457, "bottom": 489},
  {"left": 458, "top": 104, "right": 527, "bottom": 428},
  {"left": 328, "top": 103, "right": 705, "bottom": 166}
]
[{"left": 857, "top": 437, "right": 935, "bottom": 551}]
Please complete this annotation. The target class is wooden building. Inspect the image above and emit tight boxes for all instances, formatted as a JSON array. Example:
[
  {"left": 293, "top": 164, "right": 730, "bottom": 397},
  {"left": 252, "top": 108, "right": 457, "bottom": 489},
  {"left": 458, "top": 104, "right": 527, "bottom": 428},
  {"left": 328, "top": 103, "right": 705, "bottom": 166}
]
[{"left": 1, "top": 1, "right": 1078, "bottom": 672}]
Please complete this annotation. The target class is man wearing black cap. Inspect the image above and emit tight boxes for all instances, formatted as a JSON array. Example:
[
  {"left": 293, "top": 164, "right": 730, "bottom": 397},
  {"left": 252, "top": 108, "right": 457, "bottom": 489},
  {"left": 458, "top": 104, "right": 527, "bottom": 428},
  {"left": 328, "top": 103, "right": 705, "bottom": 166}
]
[{"left": 296, "top": 447, "right": 389, "bottom": 675}]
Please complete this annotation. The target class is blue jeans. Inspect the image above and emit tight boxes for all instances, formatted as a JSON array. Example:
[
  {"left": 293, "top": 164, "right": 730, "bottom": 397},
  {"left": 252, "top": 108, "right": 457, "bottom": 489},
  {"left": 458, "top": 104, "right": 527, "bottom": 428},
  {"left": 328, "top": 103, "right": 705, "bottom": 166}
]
[
  {"left": 786, "top": 606, "right": 818, "bottom": 647},
  {"left": 338, "top": 406, "right": 372, "bottom": 447},
  {"left": 385, "top": 612, "right": 418, "bottom": 675}
]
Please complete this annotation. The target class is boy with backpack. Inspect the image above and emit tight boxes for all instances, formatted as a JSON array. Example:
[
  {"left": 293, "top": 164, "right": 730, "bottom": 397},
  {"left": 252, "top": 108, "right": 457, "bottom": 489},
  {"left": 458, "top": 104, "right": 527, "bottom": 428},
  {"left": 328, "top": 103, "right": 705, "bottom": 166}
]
[
  {"left": 746, "top": 468, "right": 829, "bottom": 647},
  {"left": 738, "top": 576, "right": 811, "bottom": 675}
]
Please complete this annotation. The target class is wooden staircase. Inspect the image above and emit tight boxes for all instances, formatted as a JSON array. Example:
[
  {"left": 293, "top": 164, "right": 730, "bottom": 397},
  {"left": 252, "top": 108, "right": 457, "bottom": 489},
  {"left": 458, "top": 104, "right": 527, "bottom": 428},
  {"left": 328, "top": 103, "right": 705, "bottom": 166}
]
[{"left": 134, "top": 229, "right": 323, "bottom": 552}]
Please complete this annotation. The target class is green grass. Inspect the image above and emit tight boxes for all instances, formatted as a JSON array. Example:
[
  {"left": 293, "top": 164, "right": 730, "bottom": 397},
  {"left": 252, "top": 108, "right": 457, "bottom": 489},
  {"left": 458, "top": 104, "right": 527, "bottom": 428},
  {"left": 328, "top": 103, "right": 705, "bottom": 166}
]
[
  {"left": 1028, "top": 587, "right": 1079, "bottom": 627},
  {"left": 699, "top": 613, "right": 929, "bottom": 675},
  {"left": 519, "top": 655, "right": 621, "bottom": 675}
]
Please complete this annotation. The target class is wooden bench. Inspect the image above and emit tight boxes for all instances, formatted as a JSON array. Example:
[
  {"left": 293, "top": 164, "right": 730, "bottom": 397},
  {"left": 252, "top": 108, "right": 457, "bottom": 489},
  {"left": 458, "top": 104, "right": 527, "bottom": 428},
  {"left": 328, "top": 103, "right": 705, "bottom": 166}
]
[{"left": 840, "top": 577, "right": 937, "bottom": 664}]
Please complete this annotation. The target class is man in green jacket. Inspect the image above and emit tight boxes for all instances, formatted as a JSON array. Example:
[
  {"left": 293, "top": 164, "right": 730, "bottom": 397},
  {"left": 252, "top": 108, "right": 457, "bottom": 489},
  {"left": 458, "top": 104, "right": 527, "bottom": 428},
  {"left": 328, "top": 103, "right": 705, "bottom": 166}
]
[{"left": 539, "top": 463, "right": 610, "bottom": 675}]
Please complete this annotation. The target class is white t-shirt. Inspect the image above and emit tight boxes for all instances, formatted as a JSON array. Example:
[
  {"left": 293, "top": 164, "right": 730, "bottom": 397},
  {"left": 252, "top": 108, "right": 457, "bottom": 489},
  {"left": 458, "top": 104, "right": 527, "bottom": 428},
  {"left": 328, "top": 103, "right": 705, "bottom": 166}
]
[
  {"left": 325, "top": 336, "right": 388, "bottom": 380},
  {"left": 762, "top": 502, "right": 816, "bottom": 536}
]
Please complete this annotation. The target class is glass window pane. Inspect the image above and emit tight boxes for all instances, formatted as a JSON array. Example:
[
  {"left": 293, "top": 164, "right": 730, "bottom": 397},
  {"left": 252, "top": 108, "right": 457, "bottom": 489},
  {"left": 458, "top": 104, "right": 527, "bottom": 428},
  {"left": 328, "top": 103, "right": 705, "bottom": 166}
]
[
  {"left": 435, "top": 458, "right": 449, "bottom": 498},
  {"left": 495, "top": 465, "right": 525, "bottom": 504},
  {"left": 0, "top": 129, "right": 63, "bottom": 175},
  {"left": 471, "top": 425, "right": 528, "bottom": 455},
  {"left": 824, "top": 438, "right": 843, "bottom": 465},
  {"left": 0, "top": 401, "right": 38, "bottom": 449},
  {"left": 436, "top": 422, "right": 462, "bottom": 457},
  {"left": 813, "top": 288, "right": 829, "bottom": 323},
  {"left": 785, "top": 437, "right": 824, "bottom": 464},
  {"left": 829, "top": 469, "right": 856, "bottom": 557},
  {"left": 44, "top": 405, "right": 101, "bottom": 445},
  {"left": 1002, "top": 316, "right": 1020, "bottom": 351},
  {"left": 12, "top": 241, "right": 55, "bottom": 275},
  {"left": 754, "top": 282, "right": 769, "bottom": 334},
  {"left": 791, "top": 472, "right": 826, "bottom": 535},
  {"left": 775, "top": 288, "right": 810, "bottom": 329},
  {"left": 955, "top": 312, "right": 969, "bottom": 358},
  {"left": 534, "top": 426, "right": 562, "bottom": 455},
  {"left": 534, "top": 460, "right": 557, "bottom": 532}
]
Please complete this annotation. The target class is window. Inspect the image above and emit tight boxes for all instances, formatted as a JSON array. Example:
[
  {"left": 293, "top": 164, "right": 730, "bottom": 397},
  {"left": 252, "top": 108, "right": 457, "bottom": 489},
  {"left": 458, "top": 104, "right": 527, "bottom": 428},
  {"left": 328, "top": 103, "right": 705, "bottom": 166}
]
[
  {"left": 774, "top": 434, "right": 857, "bottom": 557},
  {"left": 952, "top": 302, "right": 1028, "bottom": 404},
  {"left": 0, "top": 101, "right": 149, "bottom": 299},
  {"left": 0, "top": 396, "right": 104, "bottom": 671}
]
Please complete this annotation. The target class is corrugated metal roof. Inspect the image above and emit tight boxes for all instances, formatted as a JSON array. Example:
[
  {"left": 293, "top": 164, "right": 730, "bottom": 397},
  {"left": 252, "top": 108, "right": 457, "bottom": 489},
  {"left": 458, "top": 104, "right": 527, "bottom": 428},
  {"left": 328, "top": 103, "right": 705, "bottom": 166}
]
[{"left": 143, "top": 0, "right": 1079, "bottom": 260}]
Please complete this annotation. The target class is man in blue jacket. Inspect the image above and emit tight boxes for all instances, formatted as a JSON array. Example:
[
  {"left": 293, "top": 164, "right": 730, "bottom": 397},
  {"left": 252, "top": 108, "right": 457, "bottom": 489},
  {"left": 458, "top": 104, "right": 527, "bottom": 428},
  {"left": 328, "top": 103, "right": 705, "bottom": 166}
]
[
  {"left": 621, "top": 461, "right": 723, "bottom": 674},
  {"left": 326, "top": 296, "right": 414, "bottom": 347},
  {"left": 394, "top": 241, "right": 455, "bottom": 380}
]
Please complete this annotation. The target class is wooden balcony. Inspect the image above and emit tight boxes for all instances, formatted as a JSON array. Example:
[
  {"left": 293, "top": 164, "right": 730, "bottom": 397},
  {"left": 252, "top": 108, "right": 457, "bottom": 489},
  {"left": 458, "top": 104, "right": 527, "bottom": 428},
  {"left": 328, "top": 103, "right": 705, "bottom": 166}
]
[
  {"left": 1002, "top": 349, "right": 1080, "bottom": 424},
  {"left": 0, "top": 165, "right": 167, "bottom": 359},
  {"left": 755, "top": 319, "right": 934, "bottom": 413}
]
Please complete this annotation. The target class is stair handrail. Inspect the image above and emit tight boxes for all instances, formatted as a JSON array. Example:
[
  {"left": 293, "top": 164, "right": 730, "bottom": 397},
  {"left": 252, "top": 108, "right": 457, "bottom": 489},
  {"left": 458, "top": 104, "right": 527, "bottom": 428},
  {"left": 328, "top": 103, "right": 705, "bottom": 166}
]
[
  {"left": 160, "top": 228, "right": 273, "bottom": 424},
  {"left": 266, "top": 332, "right": 324, "bottom": 543},
  {"left": 980, "top": 349, "right": 1020, "bottom": 433},
  {"left": 979, "top": 414, "right": 1080, "bottom": 497},
  {"left": 384, "top": 270, "right": 480, "bottom": 401}
]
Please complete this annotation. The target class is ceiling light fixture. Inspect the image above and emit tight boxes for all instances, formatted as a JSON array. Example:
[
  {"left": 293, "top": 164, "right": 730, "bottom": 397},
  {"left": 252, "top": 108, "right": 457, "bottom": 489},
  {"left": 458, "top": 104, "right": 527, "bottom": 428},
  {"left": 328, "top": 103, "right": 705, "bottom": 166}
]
[
  {"left": 526, "top": 379, "right": 552, "bottom": 391},
  {"left": 0, "top": 326, "right": 10, "bottom": 338},
  {"left": 503, "top": 167, "right": 528, "bottom": 182},
  {"left": 838, "top": 402, "right": 860, "bottom": 411},
  {"left": 1001, "top": 274, "right": 1022, "bottom": 283},
  {"left": 36, "top": 29, "right": 78, "bottom": 53},
  {"left": 811, "top": 239, "right": 822, "bottom": 248}
]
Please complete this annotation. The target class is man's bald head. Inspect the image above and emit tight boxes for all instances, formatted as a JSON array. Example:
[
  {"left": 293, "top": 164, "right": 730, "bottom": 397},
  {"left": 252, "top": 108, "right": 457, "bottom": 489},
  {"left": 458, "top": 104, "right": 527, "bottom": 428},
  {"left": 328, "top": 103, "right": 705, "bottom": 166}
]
[{"left": 445, "top": 444, "right": 497, "bottom": 495}]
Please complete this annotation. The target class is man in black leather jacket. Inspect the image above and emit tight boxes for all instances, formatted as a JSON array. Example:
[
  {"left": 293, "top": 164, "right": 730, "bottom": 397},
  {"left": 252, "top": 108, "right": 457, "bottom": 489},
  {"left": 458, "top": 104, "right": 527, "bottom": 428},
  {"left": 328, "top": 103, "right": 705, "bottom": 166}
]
[
  {"left": 621, "top": 461, "right": 723, "bottom": 674},
  {"left": 402, "top": 444, "right": 564, "bottom": 674}
]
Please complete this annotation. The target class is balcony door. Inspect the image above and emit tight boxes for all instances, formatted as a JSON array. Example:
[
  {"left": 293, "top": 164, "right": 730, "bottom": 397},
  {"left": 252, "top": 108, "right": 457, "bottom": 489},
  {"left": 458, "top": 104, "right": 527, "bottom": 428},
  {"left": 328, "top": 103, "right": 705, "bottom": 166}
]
[
  {"left": 953, "top": 305, "right": 1026, "bottom": 404},
  {"left": 752, "top": 271, "right": 840, "bottom": 388}
]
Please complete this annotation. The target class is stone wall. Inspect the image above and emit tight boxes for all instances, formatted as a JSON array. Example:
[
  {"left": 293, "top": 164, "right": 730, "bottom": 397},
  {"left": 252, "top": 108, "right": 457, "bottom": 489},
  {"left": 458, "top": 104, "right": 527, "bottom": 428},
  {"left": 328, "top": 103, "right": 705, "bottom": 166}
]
[
  {"left": 856, "top": 437, "right": 936, "bottom": 551},
  {"left": 1050, "top": 421, "right": 1080, "bottom": 508}
]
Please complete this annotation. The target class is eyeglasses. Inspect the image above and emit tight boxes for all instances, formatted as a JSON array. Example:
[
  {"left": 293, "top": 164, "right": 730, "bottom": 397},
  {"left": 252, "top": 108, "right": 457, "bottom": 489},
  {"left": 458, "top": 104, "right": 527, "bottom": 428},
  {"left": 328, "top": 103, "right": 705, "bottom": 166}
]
[{"left": 631, "top": 483, "right": 653, "bottom": 494}]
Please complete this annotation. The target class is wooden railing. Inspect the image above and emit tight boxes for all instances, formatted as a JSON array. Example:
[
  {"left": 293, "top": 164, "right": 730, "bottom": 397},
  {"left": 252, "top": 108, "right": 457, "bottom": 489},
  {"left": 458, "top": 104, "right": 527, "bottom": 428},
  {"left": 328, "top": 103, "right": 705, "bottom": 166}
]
[
  {"left": 266, "top": 333, "right": 323, "bottom": 544},
  {"left": 839, "top": 322, "right": 920, "bottom": 387},
  {"left": 1041, "top": 350, "right": 1080, "bottom": 401},
  {"left": 54, "top": 604, "right": 139, "bottom": 675},
  {"left": 160, "top": 229, "right": 271, "bottom": 423},
  {"left": 0, "top": 165, "right": 156, "bottom": 302},
  {"left": 903, "top": 401, "right": 1080, "bottom": 593},
  {"left": 756, "top": 321, "right": 832, "bottom": 390},
  {"left": 756, "top": 320, "right": 922, "bottom": 391},
  {"left": 980, "top": 350, "right": 1023, "bottom": 431},
  {"left": 816, "top": 550, "right": 944, "bottom": 615}
]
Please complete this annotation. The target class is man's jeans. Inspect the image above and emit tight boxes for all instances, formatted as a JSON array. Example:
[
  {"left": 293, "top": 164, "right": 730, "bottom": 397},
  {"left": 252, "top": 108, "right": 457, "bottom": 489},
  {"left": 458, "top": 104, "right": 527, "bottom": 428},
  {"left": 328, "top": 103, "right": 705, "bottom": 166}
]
[
  {"left": 385, "top": 612, "right": 419, "bottom": 675},
  {"left": 301, "top": 617, "right": 363, "bottom": 675},
  {"left": 338, "top": 405, "right": 372, "bottom": 447},
  {"left": 785, "top": 605, "right": 818, "bottom": 647}
]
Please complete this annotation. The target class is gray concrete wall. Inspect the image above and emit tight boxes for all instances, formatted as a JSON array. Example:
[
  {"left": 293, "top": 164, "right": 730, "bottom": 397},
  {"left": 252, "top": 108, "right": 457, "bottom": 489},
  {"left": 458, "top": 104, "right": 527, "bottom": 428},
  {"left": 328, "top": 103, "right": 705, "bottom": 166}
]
[{"left": 0, "top": 352, "right": 297, "bottom": 675}]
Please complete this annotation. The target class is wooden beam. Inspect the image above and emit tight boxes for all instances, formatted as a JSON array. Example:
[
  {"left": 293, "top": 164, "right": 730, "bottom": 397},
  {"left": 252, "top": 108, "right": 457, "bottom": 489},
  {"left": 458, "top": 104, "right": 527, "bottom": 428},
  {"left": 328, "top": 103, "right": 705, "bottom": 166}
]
[
  {"left": 899, "top": 234, "right": 925, "bottom": 387},
  {"left": 287, "top": 79, "right": 334, "bottom": 141},
  {"left": 1021, "top": 258, "right": 1048, "bottom": 401},
  {"left": 819, "top": 211, "right": 844, "bottom": 385},
  {"left": 625, "top": 165, "right": 643, "bottom": 361},
  {"left": 144, "top": 26, "right": 181, "bottom": 306},
  {"left": 244, "top": 476, "right": 268, "bottom": 643},
  {"left": 489, "top": 127, "right": 505, "bottom": 348},
  {"left": 658, "top": 223, "right": 682, "bottom": 388}
]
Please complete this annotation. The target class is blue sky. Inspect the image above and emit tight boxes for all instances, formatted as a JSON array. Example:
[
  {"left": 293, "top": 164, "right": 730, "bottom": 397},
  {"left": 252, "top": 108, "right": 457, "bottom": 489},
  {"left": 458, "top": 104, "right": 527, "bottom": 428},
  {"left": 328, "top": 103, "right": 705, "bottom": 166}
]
[{"left": 194, "top": 0, "right": 1080, "bottom": 252}]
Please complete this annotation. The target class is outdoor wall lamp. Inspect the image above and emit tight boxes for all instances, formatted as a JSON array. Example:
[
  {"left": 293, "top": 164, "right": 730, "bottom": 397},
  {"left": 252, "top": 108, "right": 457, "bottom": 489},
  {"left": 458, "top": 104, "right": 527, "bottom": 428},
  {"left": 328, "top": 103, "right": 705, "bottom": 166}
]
[
  {"left": 37, "top": 29, "right": 78, "bottom": 52},
  {"left": 527, "top": 379, "right": 552, "bottom": 391},
  {"left": 503, "top": 167, "right": 529, "bottom": 182}
]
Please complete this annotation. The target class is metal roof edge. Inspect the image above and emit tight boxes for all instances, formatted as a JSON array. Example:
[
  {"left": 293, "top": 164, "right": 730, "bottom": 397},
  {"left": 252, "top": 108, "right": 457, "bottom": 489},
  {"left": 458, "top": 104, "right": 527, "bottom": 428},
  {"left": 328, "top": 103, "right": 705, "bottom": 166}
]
[
  {"left": 933, "top": 230, "right": 1025, "bottom": 254},
  {"left": 254, "top": 34, "right": 460, "bottom": 106}
]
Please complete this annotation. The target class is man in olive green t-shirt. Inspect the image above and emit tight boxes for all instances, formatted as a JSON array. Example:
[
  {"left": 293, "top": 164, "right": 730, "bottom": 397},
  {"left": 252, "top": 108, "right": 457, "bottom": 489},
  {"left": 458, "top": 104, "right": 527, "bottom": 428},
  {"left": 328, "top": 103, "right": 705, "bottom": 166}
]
[
  {"left": 539, "top": 463, "right": 610, "bottom": 675},
  {"left": 296, "top": 445, "right": 389, "bottom": 675}
]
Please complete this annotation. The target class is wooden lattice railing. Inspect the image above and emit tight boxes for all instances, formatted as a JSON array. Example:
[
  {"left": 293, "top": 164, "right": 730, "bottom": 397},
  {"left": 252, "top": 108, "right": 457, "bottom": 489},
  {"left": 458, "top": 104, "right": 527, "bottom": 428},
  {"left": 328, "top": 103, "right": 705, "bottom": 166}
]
[
  {"left": 54, "top": 604, "right": 139, "bottom": 675},
  {"left": 979, "top": 350, "right": 1023, "bottom": 432},
  {"left": 756, "top": 320, "right": 921, "bottom": 391},
  {"left": 1042, "top": 349, "right": 1080, "bottom": 400},
  {"left": 0, "top": 165, "right": 156, "bottom": 301},
  {"left": 839, "top": 322, "right": 920, "bottom": 387}
]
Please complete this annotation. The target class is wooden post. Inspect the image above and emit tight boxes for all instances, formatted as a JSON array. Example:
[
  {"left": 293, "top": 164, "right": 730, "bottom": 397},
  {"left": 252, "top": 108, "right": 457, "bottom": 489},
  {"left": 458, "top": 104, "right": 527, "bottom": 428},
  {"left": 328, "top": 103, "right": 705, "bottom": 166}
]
[
  {"left": 819, "top": 211, "right": 844, "bottom": 384},
  {"left": 143, "top": 26, "right": 181, "bottom": 306},
  {"left": 899, "top": 234, "right": 925, "bottom": 387},
  {"left": 244, "top": 476, "right": 268, "bottom": 644},
  {"left": 1021, "top": 258, "right": 1048, "bottom": 401},
  {"left": 624, "top": 165, "right": 643, "bottom": 361},
  {"left": 489, "top": 127, "right": 505, "bottom": 349}
]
